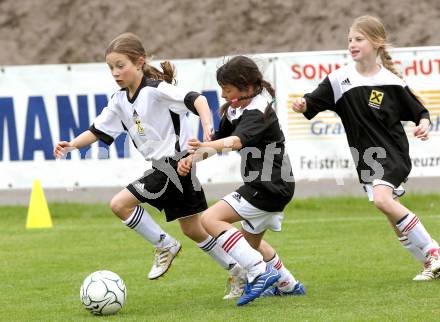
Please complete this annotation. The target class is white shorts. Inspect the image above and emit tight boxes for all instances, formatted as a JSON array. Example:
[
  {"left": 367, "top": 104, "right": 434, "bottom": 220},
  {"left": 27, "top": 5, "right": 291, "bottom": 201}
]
[
  {"left": 363, "top": 179, "right": 405, "bottom": 202},
  {"left": 222, "top": 192, "right": 284, "bottom": 234}
]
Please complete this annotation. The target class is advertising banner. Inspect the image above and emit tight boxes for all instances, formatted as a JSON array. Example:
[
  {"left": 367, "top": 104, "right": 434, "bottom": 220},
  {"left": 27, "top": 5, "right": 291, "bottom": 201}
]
[{"left": 0, "top": 48, "right": 439, "bottom": 189}]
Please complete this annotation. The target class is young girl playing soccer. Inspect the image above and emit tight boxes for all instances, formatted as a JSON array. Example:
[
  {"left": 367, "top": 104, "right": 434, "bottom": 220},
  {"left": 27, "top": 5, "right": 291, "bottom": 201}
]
[
  {"left": 178, "top": 56, "right": 305, "bottom": 306},
  {"left": 292, "top": 15, "right": 440, "bottom": 280},
  {"left": 53, "top": 32, "right": 244, "bottom": 290}
]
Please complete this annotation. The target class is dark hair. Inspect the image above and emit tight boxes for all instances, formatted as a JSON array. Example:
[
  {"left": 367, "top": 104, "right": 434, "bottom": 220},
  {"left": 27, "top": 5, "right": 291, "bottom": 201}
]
[
  {"left": 105, "top": 32, "right": 176, "bottom": 84},
  {"left": 216, "top": 56, "right": 275, "bottom": 117}
]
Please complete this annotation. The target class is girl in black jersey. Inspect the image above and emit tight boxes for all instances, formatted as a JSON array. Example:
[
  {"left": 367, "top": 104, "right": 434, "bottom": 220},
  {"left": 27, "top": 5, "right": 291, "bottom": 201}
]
[
  {"left": 53, "top": 33, "right": 243, "bottom": 289},
  {"left": 292, "top": 16, "right": 440, "bottom": 280},
  {"left": 178, "top": 56, "right": 305, "bottom": 306}
]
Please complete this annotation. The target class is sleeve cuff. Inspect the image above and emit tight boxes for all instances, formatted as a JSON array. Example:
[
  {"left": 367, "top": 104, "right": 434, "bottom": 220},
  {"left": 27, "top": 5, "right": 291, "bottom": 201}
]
[
  {"left": 184, "top": 91, "right": 200, "bottom": 115},
  {"left": 89, "top": 124, "right": 114, "bottom": 145},
  {"left": 419, "top": 111, "right": 431, "bottom": 125}
]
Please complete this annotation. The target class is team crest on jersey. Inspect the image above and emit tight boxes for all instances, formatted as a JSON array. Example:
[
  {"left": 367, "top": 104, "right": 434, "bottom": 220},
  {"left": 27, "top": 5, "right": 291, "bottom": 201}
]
[
  {"left": 133, "top": 110, "right": 145, "bottom": 136},
  {"left": 368, "top": 90, "right": 384, "bottom": 109}
]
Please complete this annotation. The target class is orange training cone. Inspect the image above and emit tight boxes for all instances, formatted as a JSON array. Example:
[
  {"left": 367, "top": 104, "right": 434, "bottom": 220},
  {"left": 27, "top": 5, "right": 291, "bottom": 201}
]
[{"left": 26, "top": 179, "right": 53, "bottom": 229}]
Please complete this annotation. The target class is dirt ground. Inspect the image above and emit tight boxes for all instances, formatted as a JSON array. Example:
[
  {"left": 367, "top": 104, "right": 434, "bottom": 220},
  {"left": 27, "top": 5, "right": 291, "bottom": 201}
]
[{"left": 1, "top": 0, "right": 439, "bottom": 65}]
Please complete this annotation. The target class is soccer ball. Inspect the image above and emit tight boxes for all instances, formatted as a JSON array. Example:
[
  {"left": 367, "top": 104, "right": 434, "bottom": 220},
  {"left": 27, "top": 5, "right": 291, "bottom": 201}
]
[{"left": 80, "top": 270, "right": 127, "bottom": 315}]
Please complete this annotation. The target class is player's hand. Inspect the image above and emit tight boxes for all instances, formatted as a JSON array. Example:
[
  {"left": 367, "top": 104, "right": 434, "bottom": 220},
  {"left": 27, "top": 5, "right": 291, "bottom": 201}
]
[
  {"left": 413, "top": 119, "right": 430, "bottom": 141},
  {"left": 202, "top": 124, "right": 213, "bottom": 142},
  {"left": 54, "top": 141, "right": 75, "bottom": 158},
  {"left": 177, "top": 156, "right": 193, "bottom": 176},
  {"left": 292, "top": 97, "right": 307, "bottom": 113},
  {"left": 187, "top": 138, "right": 202, "bottom": 154}
]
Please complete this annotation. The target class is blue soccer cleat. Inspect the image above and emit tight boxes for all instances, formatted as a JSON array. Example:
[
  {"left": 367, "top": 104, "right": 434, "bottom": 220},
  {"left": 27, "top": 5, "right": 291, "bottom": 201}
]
[
  {"left": 261, "top": 280, "right": 306, "bottom": 297},
  {"left": 236, "top": 265, "right": 280, "bottom": 306}
]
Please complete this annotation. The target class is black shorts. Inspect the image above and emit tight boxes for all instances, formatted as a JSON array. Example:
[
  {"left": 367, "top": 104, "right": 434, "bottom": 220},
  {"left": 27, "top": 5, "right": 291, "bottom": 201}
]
[{"left": 126, "top": 158, "right": 207, "bottom": 222}]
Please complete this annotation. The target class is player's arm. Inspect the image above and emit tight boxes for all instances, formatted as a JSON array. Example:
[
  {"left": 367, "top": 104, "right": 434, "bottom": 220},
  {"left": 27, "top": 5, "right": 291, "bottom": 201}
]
[
  {"left": 399, "top": 87, "right": 431, "bottom": 141},
  {"left": 54, "top": 130, "right": 98, "bottom": 158},
  {"left": 413, "top": 118, "right": 430, "bottom": 141},
  {"left": 296, "top": 76, "right": 336, "bottom": 119},
  {"left": 292, "top": 97, "right": 307, "bottom": 113},
  {"left": 193, "top": 95, "right": 213, "bottom": 142},
  {"left": 158, "top": 83, "right": 213, "bottom": 142},
  {"left": 189, "top": 136, "right": 241, "bottom": 161},
  {"left": 177, "top": 136, "right": 241, "bottom": 176}
]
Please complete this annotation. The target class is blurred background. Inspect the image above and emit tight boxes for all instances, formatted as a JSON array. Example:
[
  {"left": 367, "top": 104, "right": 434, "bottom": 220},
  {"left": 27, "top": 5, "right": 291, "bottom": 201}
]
[
  {"left": 1, "top": 0, "right": 439, "bottom": 204},
  {"left": 1, "top": 0, "right": 439, "bottom": 65}
]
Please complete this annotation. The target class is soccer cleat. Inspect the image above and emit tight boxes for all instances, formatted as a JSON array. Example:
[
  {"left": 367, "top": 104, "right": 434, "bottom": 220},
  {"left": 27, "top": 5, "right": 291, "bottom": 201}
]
[
  {"left": 148, "top": 240, "right": 181, "bottom": 280},
  {"left": 261, "top": 281, "right": 306, "bottom": 296},
  {"left": 427, "top": 248, "right": 440, "bottom": 274},
  {"left": 223, "top": 266, "right": 246, "bottom": 300},
  {"left": 413, "top": 262, "right": 439, "bottom": 281},
  {"left": 236, "top": 265, "right": 280, "bottom": 306}
]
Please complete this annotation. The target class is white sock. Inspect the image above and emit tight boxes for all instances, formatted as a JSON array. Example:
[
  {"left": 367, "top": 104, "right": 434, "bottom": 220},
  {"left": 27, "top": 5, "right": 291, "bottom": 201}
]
[
  {"left": 123, "top": 206, "right": 173, "bottom": 247},
  {"left": 396, "top": 213, "right": 437, "bottom": 255},
  {"left": 266, "top": 253, "right": 296, "bottom": 292},
  {"left": 217, "top": 228, "right": 265, "bottom": 282},
  {"left": 229, "top": 263, "right": 244, "bottom": 276},
  {"left": 398, "top": 236, "right": 426, "bottom": 263},
  {"left": 197, "top": 235, "right": 237, "bottom": 270}
]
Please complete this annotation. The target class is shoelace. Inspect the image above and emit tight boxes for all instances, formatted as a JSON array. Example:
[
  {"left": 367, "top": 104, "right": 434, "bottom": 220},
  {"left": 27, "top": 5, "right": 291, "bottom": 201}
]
[{"left": 153, "top": 247, "right": 171, "bottom": 266}]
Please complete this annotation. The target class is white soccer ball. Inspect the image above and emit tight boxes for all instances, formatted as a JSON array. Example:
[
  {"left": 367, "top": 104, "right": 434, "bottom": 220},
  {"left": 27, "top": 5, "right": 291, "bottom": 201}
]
[{"left": 80, "top": 270, "right": 127, "bottom": 316}]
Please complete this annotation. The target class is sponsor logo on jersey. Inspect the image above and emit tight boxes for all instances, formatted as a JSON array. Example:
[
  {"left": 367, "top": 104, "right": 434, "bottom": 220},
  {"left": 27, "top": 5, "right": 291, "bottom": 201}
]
[
  {"left": 340, "top": 78, "right": 351, "bottom": 86},
  {"left": 368, "top": 90, "right": 384, "bottom": 109}
]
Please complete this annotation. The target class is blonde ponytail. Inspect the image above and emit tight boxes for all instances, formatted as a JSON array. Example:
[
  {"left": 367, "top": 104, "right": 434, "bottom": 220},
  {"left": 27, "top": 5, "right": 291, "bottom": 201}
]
[
  {"left": 379, "top": 47, "right": 425, "bottom": 105},
  {"left": 378, "top": 48, "right": 402, "bottom": 79}
]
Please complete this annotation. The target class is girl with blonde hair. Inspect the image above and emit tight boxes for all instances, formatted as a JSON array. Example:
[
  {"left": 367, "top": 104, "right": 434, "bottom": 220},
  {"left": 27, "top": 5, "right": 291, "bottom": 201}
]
[{"left": 292, "top": 16, "right": 440, "bottom": 280}]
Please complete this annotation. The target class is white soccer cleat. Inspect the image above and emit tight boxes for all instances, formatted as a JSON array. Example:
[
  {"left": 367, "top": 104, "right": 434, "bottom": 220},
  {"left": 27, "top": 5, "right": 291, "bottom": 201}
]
[
  {"left": 427, "top": 248, "right": 440, "bottom": 274},
  {"left": 148, "top": 240, "right": 181, "bottom": 280},
  {"left": 223, "top": 265, "right": 246, "bottom": 300},
  {"left": 413, "top": 261, "right": 439, "bottom": 281}
]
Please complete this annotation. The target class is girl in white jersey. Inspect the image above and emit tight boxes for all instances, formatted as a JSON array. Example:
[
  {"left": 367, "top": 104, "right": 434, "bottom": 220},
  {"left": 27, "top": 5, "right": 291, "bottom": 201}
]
[
  {"left": 178, "top": 56, "right": 305, "bottom": 306},
  {"left": 53, "top": 33, "right": 244, "bottom": 291},
  {"left": 292, "top": 16, "right": 440, "bottom": 281}
]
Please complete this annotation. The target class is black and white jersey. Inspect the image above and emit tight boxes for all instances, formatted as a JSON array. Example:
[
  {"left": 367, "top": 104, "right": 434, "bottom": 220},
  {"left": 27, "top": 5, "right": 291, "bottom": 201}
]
[
  {"left": 304, "top": 62, "right": 430, "bottom": 186},
  {"left": 214, "top": 94, "right": 295, "bottom": 212},
  {"left": 90, "top": 76, "right": 200, "bottom": 161}
]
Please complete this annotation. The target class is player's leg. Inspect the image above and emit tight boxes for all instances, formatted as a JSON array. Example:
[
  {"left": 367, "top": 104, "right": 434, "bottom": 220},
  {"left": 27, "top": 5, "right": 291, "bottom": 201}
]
[
  {"left": 256, "top": 239, "right": 305, "bottom": 296},
  {"left": 177, "top": 213, "right": 244, "bottom": 298},
  {"left": 201, "top": 200, "right": 280, "bottom": 306},
  {"left": 386, "top": 214, "right": 439, "bottom": 280},
  {"left": 373, "top": 184, "right": 440, "bottom": 275},
  {"left": 223, "top": 195, "right": 303, "bottom": 297},
  {"left": 172, "top": 172, "right": 246, "bottom": 295},
  {"left": 110, "top": 188, "right": 181, "bottom": 280}
]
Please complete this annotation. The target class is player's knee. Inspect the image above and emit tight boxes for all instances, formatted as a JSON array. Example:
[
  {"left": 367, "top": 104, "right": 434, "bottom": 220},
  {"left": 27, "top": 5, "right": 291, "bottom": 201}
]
[
  {"left": 180, "top": 226, "right": 195, "bottom": 239},
  {"left": 109, "top": 197, "right": 126, "bottom": 217},
  {"left": 201, "top": 212, "right": 212, "bottom": 231},
  {"left": 373, "top": 194, "right": 392, "bottom": 211},
  {"left": 180, "top": 224, "right": 203, "bottom": 241}
]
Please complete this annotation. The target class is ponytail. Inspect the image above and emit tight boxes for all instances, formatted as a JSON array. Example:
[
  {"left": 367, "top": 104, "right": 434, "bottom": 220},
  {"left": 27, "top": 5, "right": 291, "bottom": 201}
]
[
  {"left": 106, "top": 32, "right": 176, "bottom": 85},
  {"left": 378, "top": 48, "right": 425, "bottom": 105},
  {"left": 261, "top": 80, "right": 276, "bottom": 118},
  {"left": 378, "top": 48, "right": 402, "bottom": 79},
  {"left": 143, "top": 61, "right": 176, "bottom": 84}
]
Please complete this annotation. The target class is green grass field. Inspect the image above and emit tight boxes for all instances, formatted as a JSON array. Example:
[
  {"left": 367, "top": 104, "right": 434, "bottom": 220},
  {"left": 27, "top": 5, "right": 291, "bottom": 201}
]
[{"left": 1, "top": 194, "right": 439, "bottom": 322}]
